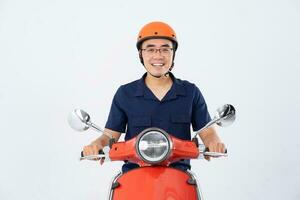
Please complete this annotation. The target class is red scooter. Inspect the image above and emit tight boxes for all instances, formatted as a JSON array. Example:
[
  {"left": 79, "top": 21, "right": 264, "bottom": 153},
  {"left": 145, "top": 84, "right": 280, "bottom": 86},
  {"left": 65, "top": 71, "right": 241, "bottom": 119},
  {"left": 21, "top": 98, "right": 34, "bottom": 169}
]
[{"left": 68, "top": 104, "right": 235, "bottom": 200}]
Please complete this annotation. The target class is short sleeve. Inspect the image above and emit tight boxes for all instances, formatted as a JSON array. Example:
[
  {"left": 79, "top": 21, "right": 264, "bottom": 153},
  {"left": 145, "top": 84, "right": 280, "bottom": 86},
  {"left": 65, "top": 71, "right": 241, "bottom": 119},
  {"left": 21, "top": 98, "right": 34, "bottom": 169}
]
[
  {"left": 191, "top": 86, "right": 211, "bottom": 132},
  {"left": 105, "top": 86, "right": 127, "bottom": 133}
]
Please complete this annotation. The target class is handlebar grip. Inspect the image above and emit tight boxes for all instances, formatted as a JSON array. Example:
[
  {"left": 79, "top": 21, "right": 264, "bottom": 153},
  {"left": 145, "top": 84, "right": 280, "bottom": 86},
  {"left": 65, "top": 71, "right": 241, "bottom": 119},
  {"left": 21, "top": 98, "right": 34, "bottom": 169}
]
[
  {"left": 81, "top": 149, "right": 105, "bottom": 158},
  {"left": 204, "top": 147, "right": 228, "bottom": 153}
]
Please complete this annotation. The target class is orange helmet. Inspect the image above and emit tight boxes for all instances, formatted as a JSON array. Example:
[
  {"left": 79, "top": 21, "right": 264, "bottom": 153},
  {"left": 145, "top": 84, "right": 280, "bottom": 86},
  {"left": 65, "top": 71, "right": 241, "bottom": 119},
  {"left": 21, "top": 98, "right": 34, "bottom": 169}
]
[{"left": 136, "top": 21, "right": 178, "bottom": 50}]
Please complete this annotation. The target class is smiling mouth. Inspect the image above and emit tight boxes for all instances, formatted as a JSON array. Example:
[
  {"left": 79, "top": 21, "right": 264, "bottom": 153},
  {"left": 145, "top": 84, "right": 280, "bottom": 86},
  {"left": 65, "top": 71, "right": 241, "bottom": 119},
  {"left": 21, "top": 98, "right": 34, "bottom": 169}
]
[{"left": 151, "top": 63, "right": 165, "bottom": 67}]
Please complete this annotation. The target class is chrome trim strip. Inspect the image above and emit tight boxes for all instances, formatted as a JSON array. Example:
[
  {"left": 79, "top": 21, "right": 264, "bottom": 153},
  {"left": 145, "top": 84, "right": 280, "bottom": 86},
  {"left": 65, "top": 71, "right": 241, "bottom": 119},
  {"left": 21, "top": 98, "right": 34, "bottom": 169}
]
[
  {"left": 187, "top": 170, "right": 204, "bottom": 200},
  {"left": 108, "top": 171, "right": 122, "bottom": 200}
]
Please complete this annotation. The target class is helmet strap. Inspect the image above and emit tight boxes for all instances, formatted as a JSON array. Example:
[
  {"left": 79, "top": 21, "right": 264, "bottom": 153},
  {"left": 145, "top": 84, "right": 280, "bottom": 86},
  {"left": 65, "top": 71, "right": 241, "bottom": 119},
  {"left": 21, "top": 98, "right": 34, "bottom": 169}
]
[{"left": 145, "top": 65, "right": 173, "bottom": 79}]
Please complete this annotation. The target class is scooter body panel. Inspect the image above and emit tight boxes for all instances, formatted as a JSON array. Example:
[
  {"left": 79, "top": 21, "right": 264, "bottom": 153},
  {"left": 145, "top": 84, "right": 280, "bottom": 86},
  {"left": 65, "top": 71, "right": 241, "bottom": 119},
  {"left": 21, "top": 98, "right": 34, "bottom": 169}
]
[{"left": 111, "top": 167, "right": 198, "bottom": 200}]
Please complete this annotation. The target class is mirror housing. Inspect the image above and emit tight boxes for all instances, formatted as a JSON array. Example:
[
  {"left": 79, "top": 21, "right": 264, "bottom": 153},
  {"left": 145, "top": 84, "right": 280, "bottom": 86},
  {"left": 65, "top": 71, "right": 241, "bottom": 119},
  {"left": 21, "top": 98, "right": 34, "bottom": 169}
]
[{"left": 68, "top": 109, "right": 90, "bottom": 132}]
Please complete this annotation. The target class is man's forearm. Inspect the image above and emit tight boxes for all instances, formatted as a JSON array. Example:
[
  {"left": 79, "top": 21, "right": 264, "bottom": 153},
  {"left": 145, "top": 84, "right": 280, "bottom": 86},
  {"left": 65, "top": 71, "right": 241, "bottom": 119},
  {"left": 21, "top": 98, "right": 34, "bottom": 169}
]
[
  {"left": 91, "top": 128, "right": 121, "bottom": 147},
  {"left": 199, "top": 127, "right": 221, "bottom": 146}
]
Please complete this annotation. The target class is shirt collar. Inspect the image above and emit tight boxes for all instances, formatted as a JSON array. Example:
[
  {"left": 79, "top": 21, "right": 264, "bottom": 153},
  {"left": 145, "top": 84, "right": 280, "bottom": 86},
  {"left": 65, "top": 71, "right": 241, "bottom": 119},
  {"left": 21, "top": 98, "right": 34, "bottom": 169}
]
[{"left": 134, "top": 72, "right": 186, "bottom": 100}]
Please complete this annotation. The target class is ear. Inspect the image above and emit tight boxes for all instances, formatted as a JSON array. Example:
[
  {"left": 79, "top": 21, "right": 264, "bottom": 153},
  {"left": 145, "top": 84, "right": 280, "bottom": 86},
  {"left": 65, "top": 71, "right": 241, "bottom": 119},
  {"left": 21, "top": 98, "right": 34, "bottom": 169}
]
[
  {"left": 169, "top": 51, "right": 176, "bottom": 71},
  {"left": 138, "top": 50, "right": 144, "bottom": 65},
  {"left": 169, "top": 62, "right": 174, "bottom": 71}
]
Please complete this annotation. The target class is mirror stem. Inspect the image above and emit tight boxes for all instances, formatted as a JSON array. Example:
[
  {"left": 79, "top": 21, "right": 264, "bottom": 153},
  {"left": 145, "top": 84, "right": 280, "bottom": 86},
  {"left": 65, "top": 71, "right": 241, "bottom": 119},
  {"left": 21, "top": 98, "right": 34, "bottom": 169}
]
[
  {"left": 86, "top": 121, "right": 113, "bottom": 139},
  {"left": 87, "top": 121, "right": 104, "bottom": 133}
]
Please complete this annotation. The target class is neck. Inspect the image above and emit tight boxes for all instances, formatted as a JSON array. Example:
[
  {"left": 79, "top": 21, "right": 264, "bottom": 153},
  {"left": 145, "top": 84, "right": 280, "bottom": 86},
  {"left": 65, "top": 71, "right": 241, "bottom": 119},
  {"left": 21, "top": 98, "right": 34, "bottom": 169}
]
[{"left": 145, "top": 72, "right": 172, "bottom": 88}]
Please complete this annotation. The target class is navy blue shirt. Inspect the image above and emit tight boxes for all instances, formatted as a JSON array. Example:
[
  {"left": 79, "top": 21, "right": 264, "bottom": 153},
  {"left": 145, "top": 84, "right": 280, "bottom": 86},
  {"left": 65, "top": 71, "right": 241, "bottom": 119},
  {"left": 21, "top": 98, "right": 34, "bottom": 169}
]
[{"left": 105, "top": 72, "right": 211, "bottom": 172}]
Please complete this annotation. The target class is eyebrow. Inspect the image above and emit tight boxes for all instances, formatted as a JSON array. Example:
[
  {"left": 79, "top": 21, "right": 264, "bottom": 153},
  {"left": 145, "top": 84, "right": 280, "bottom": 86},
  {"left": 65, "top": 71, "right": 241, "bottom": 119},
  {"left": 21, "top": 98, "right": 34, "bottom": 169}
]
[{"left": 144, "top": 44, "right": 171, "bottom": 48}]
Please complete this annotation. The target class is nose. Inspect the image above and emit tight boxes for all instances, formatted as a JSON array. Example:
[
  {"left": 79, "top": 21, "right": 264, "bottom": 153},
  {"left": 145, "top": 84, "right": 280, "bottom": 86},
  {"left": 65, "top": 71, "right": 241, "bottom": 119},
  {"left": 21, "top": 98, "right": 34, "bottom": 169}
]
[{"left": 152, "top": 50, "right": 164, "bottom": 58}]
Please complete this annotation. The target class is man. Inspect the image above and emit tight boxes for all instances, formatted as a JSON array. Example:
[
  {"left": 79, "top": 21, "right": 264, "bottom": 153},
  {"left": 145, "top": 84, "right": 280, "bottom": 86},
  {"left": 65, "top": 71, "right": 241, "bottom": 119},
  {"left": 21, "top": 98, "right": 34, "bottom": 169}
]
[{"left": 82, "top": 21, "right": 226, "bottom": 173}]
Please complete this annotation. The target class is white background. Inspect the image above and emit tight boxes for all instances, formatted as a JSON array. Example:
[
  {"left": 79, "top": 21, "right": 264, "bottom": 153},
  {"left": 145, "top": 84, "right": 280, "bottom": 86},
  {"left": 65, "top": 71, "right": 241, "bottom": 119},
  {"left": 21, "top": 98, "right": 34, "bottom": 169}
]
[{"left": 0, "top": 0, "right": 299, "bottom": 199}]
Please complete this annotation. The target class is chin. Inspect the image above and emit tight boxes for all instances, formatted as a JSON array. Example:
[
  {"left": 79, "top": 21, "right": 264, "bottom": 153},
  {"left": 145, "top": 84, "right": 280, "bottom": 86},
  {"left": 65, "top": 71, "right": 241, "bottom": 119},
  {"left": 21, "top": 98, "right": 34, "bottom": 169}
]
[{"left": 151, "top": 69, "right": 166, "bottom": 75}]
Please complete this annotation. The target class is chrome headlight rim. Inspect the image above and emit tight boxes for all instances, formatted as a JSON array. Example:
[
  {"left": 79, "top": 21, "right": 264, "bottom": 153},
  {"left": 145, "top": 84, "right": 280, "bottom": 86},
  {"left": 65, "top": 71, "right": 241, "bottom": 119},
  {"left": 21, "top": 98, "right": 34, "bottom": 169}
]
[{"left": 135, "top": 127, "right": 172, "bottom": 164}]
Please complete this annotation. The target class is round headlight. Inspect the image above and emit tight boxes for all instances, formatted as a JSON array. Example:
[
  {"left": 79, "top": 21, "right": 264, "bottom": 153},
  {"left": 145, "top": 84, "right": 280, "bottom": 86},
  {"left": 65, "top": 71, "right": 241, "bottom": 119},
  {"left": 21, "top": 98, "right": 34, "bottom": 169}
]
[{"left": 136, "top": 128, "right": 171, "bottom": 164}]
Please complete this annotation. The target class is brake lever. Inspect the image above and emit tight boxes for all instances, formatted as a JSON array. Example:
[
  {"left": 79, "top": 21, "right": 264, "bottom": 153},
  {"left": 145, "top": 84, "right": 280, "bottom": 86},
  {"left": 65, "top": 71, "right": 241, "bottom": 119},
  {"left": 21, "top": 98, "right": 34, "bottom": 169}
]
[{"left": 203, "top": 151, "right": 228, "bottom": 157}]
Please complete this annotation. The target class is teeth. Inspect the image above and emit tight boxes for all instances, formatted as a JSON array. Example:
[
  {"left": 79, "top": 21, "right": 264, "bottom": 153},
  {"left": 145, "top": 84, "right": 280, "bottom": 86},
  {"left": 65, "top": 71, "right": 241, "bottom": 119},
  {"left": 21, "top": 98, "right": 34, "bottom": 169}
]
[{"left": 152, "top": 64, "right": 164, "bottom": 66}]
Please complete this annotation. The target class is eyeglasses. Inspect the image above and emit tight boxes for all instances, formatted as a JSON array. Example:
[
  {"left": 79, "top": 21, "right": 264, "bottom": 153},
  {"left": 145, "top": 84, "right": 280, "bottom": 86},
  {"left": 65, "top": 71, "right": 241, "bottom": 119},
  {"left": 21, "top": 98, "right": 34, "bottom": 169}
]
[{"left": 141, "top": 47, "right": 173, "bottom": 56}]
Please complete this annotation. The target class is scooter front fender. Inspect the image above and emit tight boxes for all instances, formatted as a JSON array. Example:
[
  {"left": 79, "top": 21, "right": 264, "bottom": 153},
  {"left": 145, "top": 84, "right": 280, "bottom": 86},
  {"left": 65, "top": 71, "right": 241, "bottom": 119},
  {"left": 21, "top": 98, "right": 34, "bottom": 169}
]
[{"left": 109, "top": 167, "right": 202, "bottom": 200}]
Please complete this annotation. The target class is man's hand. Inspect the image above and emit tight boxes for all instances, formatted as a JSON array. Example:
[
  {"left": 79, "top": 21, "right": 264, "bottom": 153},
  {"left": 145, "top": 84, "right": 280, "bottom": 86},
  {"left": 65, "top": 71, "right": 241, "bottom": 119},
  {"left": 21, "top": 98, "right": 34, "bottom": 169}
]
[
  {"left": 199, "top": 126, "right": 226, "bottom": 161},
  {"left": 204, "top": 141, "right": 226, "bottom": 161},
  {"left": 82, "top": 142, "right": 105, "bottom": 164},
  {"left": 82, "top": 128, "right": 121, "bottom": 165}
]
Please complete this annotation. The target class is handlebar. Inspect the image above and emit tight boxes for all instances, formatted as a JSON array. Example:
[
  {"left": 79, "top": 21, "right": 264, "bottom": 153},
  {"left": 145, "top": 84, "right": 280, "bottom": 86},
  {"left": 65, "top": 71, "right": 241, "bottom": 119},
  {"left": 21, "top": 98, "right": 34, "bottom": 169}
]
[
  {"left": 81, "top": 149, "right": 104, "bottom": 158},
  {"left": 79, "top": 147, "right": 110, "bottom": 161},
  {"left": 202, "top": 151, "right": 228, "bottom": 157},
  {"left": 78, "top": 143, "right": 228, "bottom": 162},
  {"left": 198, "top": 145, "right": 228, "bottom": 158}
]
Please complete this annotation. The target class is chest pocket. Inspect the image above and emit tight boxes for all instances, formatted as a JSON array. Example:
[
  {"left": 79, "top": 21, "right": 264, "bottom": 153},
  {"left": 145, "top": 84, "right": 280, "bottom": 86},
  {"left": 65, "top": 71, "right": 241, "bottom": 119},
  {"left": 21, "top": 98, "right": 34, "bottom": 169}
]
[
  {"left": 171, "top": 114, "right": 190, "bottom": 124},
  {"left": 169, "top": 114, "right": 191, "bottom": 140},
  {"left": 132, "top": 116, "right": 151, "bottom": 127}
]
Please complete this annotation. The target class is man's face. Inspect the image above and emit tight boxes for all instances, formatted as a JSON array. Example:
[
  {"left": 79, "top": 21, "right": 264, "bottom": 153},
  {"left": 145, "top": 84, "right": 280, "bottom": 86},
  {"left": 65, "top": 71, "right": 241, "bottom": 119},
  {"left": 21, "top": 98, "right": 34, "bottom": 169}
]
[{"left": 140, "top": 38, "right": 174, "bottom": 77}]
